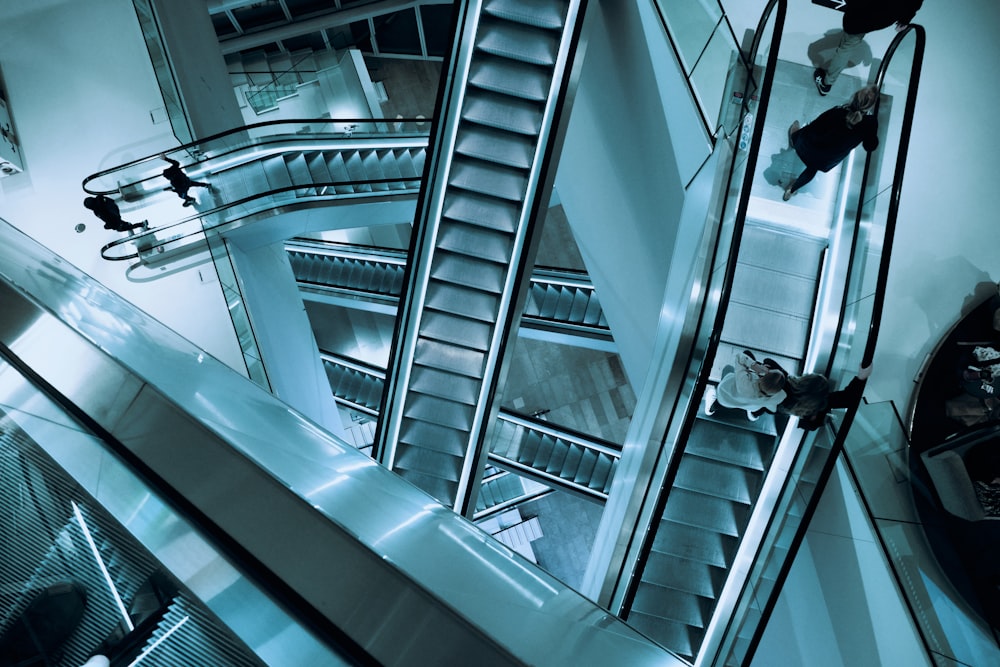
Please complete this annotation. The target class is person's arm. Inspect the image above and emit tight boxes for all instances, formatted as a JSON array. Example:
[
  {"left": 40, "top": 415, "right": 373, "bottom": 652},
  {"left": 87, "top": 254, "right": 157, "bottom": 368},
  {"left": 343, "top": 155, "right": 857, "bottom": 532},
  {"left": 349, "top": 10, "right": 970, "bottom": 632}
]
[
  {"left": 160, "top": 153, "right": 180, "bottom": 168},
  {"left": 862, "top": 117, "right": 879, "bottom": 152}
]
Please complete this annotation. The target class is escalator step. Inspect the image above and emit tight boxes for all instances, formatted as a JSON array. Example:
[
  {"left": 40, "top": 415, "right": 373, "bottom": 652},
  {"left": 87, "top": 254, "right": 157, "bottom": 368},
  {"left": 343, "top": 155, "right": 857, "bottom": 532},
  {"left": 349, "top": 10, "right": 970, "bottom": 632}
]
[
  {"left": 469, "top": 56, "right": 552, "bottom": 102},
  {"left": 449, "top": 159, "right": 527, "bottom": 201},
  {"left": 462, "top": 90, "right": 543, "bottom": 136},
  {"left": 399, "top": 420, "right": 468, "bottom": 457},
  {"left": 685, "top": 421, "right": 769, "bottom": 471},
  {"left": 419, "top": 309, "right": 494, "bottom": 350},
  {"left": 542, "top": 439, "right": 570, "bottom": 475},
  {"left": 437, "top": 220, "right": 514, "bottom": 264},
  {"left": 394, "top": 444, "right": 463, "bottom": 482},
  {"left": 484, "top": 0, "right": 567, "bottom": 29},
  {"left": 408, "top": 366, "right": 482, "bottom": 405},
  {"left": 731, "top": 263, "right": 816, "bottom": 319},
  {"left": 630, "top": 581, "right": 710, "bottom": 628},
  {"left": 262, "top": 155, "right": 293, "bottom": 190},
  {"left": 476, "top": 19, "right": 559, "bottom": 66},
  {"left": 588, "top": 453, "right": 613, "bottom": 491},
  {"left": 362, "top": 150, "right": 389, "bottom": 191},
  {"left": 456, "top": 125, "right": 536, "bottom": 170},
  {"left": 641, "top": 550, "right": 725, "bottom": 599},
  {"left": 722, "top": 303, "right": 809, "bottom": 359},
  {"left": 396, "top": 467, "right": 460, "bottom": 506},
  {"left": 323, "top": 152, "right": 355, "bottom": 194},
  {"left": 403, "top": 392, "right": 475, "bottom": 431},
  {"left": 343, "top": 151, "right": 373, "bottom": 192},
  {"left": 431, "top": 251, "right": 506, "bottom": 294},
  {"left": 650, "top": 519, "right": 736, "bottom": 569},
  {"left": 425, "top": 281, "right": 499, "bottom": 322},
  {"left": 625, "top": 612, "right": 694, "bottom": 661},
  {"left": 663, "top": 488, "right": 748, "bottom": 537},
  {"left": 443, "top": 191, "right": 520, "bottom": 232},
  {"left": 675, "top": 456, "right": 754, "bottom": 504},
  {"left": 305, "top": 151, "right": 333, "bottom": 185},
  {"left": 284, "top": 153, "right": 312, "bottom": 187},
  {"left": 414, "top": 337, "right": 486, "bottom": 378}
]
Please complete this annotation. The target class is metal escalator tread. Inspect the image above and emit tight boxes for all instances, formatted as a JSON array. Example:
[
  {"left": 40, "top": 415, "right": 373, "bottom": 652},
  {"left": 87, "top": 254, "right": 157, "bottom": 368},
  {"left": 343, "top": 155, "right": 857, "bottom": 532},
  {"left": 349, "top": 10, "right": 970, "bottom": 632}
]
[
  {"left": 685, "top": 421, "right": 769, "bottom": 471},
  {"left": 629, "top": 581, "right": 710, "bottom": 628},
  {"left": 395, "top": 445, "right": 463, "bottom": 480},
  {"left": 362, "top": 151, "right": 389, "bottom": 191},
  {"left": 425, "top": 281, "right": 500, "bottom": 322},
  {"left": 641, "top": 550, "right": 723, "bottom": 600},
  {"left": 589, "top": 454, "right": 613, "bottom": 490},
  {"left": 420, "top": 310, "right": 494, "bottom": 350},
  {"left": 343, "top": 152, "right": 373, "bottom": 192},
  {"left": 449, "top": 159, "right": 528, "bottom": 201},
  {"left": 484, "top": 0, "right": 568, "bottom": 29},
  {"left": 399, "top": 420, "right": 468, "bottom": 457},
  {"left": 722, "top": 303, "right": 809, "bottom": 359},
  {"left": 730, "top": 263, "right": 816, "bottom": 318},
  {"left": 378, "top": 149, "right": 403, "bottom": 182},
  {"left": 262, "top": 155, "right": 293, "bottom": 190},
  {"left": 436, "top": 220, "right": 514, "bottom": 263},
  {"left": 469, "top": 56, "right": 552, "bottom": 102},
  {"left": 393, "top": 149, "right": 419, "bottom": 181},
  {"left": 559, "top": 441, "right": 582, "bottom": 477},
  {"left": 663, "top": 488, "right": 747, "bottom": 537},
  {"left": 649, "top": 520, "right": 736, "bottom": 569},
  {"left": 323, "top": 152, "right": 354, "bottom": 194},
  {"left": 626, "top": 613, "right": 694, "bottom": 660},
  {"left": 305, "top": 151, "right": 333, "bottom": 184},
  {"left": 603, "top": 459, "right": 619, "bottom": 494},
  {"left": 404, "top": 392, "right": 474, "bottom": 432},
  {"left": 476, "top": 19, "right": 560, "bottom": 66},
  {"left": 574, "top": 448, "right": 599, "bottom": 484},
  {"left": 741, "top": 225, "right": 826, "bottom": 278},
  {"left": 456, "top": 125, "right": 536, "bottom": 170},
  {"left": 552, "top": 287, "right": 576, "bottom": 320},
  {"left": 462, "top": 90, "right": 543, "bottom": 136},
  {"left": 542, "top": 438, "right": 570, "bottom": 474},
  {"left": 443, "top": 192, "right": 520, "bottom": 233},
  {"left": 414, "top": 337, "right": 486, "bottom": 378},
  {"left": 285, "top": 153, "right": 312, "bottom": 186},
  {"left": 567, "top": 289, "right": 592, "bottom": 324},
  {"left": 511, "top": 429, "right": 543, "bottom": 463},
  {"left": 674, "top": 455, "right": 754, "bottom": 504},
  {"left": 431, "top": 251, "right": 506, "bottom": 294},
  {"left": 398, "top": 470, "right": 458, "bottom": 506},
  {"left": 408, "top": 366, "right": 482, "bottom": 405}
]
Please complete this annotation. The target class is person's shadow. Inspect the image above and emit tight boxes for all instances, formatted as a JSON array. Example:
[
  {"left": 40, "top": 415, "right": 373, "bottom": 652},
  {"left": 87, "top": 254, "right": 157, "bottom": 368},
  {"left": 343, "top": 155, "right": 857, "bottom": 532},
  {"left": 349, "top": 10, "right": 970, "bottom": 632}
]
[
  {"left": 808, "top": 29, "right": 875, "bottom": 71},
  {"left": 762, "top": 145, "right": 801, "bottom": 189}
]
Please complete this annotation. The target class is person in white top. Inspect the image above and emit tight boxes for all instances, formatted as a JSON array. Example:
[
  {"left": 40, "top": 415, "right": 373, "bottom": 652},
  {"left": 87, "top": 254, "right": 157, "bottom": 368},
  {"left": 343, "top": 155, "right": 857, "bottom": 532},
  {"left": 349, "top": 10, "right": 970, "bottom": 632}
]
[{"left": 705, "top": 350, "right": 787, "bottom": 421}]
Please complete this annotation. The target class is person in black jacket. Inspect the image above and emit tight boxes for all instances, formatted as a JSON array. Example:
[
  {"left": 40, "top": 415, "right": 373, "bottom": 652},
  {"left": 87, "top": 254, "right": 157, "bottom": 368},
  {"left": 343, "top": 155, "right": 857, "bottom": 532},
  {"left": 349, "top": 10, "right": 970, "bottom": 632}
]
[
  {"left": 814, "top": 0, "right": 923, "bottom": 95},
  {"left": 83, "top": 195, "right": 147, "bottom": 232},
  {"left": 160, "top": 154, "right": 211, "bottom": 207},
  {"left": 782, "top": 85, "right": 880, "bottom": 201}
]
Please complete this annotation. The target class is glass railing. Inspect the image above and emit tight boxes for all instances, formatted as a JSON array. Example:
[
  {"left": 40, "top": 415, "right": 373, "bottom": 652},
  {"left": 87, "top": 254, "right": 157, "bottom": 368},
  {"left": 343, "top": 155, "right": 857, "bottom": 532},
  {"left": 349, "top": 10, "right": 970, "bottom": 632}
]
[
  {"left": 0, "top": 216, "right": 683, "bottom": 667},
  {"left": 842, "top": 404, "right": 1000, "bottom": 666},
  {"left": 131, "top": 0, "right": 192, "bottom": 145},
  {"left": 0, "top": 346, "right": 345, "bottom": 665},
  {"left": 650, "top": 0, "right": 743, "bottom": 138},
  {"left": 707, "top": 24, "right": 927, "bottom": 667}
]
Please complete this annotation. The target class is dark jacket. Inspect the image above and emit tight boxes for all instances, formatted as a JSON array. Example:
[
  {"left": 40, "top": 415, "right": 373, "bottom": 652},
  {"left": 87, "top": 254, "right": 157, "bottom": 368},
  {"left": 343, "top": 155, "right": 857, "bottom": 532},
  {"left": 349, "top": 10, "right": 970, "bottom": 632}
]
[
  {"left": 843, "top": 0, "right": 923, "bottom": 34},
  {"left": 792, "top": 107, "right": 879, "bottom": 172}
]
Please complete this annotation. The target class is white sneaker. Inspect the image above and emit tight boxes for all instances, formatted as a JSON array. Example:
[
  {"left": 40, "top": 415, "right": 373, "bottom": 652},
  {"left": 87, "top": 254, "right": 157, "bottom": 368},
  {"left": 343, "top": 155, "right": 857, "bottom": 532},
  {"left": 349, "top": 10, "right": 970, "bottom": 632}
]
[
  {"left": 703, "top": 386, "right": 717, "bottom": 416},
  {"left": 746, "top": 410, "right": 760, "bottom": 422}
]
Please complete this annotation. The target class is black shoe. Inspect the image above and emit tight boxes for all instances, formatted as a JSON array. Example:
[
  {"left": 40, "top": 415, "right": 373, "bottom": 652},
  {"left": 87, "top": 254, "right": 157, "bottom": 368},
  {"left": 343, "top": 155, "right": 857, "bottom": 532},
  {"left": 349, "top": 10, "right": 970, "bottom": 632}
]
[
  {"left": 813, "top": 68, "right": 831, "bottom": 96},
  {"left": 182, "top": 200, "right": 193, "bottom": 207}
]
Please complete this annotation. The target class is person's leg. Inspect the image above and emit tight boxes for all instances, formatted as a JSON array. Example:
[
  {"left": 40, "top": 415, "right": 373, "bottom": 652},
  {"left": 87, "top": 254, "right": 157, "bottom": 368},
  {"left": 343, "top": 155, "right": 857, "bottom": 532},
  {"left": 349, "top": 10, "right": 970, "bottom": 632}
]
[
  {"left": 190, "top": 180, "right": 210, "bottom": 189},
  {"left": 826, "top": 31, "right": 865, "bottom": 86},
  {"left": 785, "top": 166, "right": 818, "bottom": 199}
]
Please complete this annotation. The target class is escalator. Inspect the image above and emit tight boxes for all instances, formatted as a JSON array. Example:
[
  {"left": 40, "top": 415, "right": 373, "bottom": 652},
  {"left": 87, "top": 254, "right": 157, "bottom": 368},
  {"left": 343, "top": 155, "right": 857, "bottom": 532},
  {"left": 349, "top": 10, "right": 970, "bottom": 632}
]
[
  {"left": 81, "top": 118, "right": 428, "bottom": 266},
  {"left": 594, "top": 3, "right": 925, "bottom": 663},
  {"left": 376, "top": 0, "right": 587, "bottom": 511},
  {"left": 0, "top": 215, "right": 681, "bottom": 666},
  {"left": 321, "top": 350, "right": 620, "bottom": 503},
  {"left": 288, "top": 239, "right": 611, "bottom": 341}
]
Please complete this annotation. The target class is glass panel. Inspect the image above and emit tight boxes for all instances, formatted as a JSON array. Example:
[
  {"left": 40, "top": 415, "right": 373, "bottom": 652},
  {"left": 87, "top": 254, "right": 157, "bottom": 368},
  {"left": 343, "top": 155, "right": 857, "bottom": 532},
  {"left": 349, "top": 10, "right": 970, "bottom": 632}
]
[
  {"left": 0, "top": 356, "right": 345, "bottom": 665},
  {"left": 374, "top": 9, "right": 422, "bottom": 56},
  {"left": 846, "top": 402, "right": 1000, "bottom": 667},
  {"left": 690, "top": 23, "right": 740, "bottom": 133},
  {"left": 660, "top": 0, "right": 724, "bottom": 73},
  {"left": 421, "top": 5, "right": 455, "bottom": 58},
  {"left": 132, "top": 0, "right": 192, "bottom": 145}
]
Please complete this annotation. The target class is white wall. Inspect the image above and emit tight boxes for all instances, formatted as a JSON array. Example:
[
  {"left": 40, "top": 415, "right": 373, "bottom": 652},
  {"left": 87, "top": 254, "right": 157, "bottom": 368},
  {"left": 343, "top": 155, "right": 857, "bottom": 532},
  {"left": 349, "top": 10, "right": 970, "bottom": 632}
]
[
  {"left": 0, "top": 0, "right": 246, "bottom": 373},
  {"left": 555, "top": 1, "right": 690, "bottom": 387},
  {"left": 753, "top": 461, "right": 930, "bottom": 667}
]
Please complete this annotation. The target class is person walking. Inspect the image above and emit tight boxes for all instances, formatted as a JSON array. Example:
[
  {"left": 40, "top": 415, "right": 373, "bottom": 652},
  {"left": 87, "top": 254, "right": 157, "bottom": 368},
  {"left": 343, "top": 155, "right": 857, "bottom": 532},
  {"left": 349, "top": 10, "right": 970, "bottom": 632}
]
[
  {"left": 160, "top": 154, "right": 211, "bottom": 207},
  {"left": 783, "top": 85, "right": 880, "bottom": 201},
  {"left": 83, "top": 195, "right": 147, "bottom": 233},
  {"left": 704, "top": 350, "right": 788, "bottom": 421},
  {"left": 814, "top": 0, "right": 923, "bottom": 96}
]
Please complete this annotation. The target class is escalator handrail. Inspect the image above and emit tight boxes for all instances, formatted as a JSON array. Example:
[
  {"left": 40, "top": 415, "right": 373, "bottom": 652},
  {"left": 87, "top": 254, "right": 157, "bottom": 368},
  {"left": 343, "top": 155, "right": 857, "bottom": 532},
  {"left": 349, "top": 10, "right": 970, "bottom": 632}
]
[
  {"left": 732, "top": 24, "right": 928, "bottom": 667},
  {"left": 617, "top": 0, "right": 788, "bottom": 616},
  {"left": 81, "top": 116, "right": 432, "bottom": 195},
  {"left": 99, "top": 175, "right": 422, "bottom": 261}
]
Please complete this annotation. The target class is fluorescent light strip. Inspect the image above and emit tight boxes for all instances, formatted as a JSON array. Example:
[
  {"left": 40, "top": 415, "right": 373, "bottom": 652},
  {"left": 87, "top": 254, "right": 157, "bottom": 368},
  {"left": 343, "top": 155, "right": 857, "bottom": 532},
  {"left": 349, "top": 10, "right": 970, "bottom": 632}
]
[{"left": 72, "top": 501, "right": 134, "bottom": 631}]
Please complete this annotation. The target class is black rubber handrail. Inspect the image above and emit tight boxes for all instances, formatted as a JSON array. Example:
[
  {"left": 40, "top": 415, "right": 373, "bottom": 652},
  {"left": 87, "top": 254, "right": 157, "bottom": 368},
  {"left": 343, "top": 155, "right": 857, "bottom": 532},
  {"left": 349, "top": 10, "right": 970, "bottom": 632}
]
[
  {"left": 737, "top": 24, "right": 928, "bottom": 667},
  {"left": 99, "top": 176, "right": 421, "bottom": 261},
  {"left": 81, "top": 116, "right": 431, "bottom": 195},
  {"left": 618, "top": 0, "right": 788, "bottom": 625}
]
